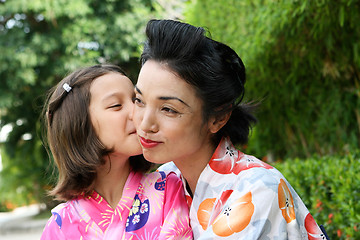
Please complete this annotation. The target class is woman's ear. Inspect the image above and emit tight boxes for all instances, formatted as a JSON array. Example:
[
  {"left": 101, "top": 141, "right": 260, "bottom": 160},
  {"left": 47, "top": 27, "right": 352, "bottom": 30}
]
[{"left": 209, "top": 112, "right": 232, "bottom": 134}]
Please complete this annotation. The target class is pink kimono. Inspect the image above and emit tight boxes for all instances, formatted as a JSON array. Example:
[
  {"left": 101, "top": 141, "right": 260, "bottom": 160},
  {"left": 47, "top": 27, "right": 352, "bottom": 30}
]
[
  {"left": 160, "top": 137, "right": 326, "bottom": 239},
  {"left": 41, "top": 171, "right": 193, "bottom": 239}
]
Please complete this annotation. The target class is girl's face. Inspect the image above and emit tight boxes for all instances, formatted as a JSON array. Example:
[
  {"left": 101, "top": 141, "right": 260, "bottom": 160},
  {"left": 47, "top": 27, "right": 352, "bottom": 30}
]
[
  {"left": 133, "top": 60, "right": 214, "bottom": 167},
  {"left": 89, "top": 72, "right": 141, "bottom": 159}
]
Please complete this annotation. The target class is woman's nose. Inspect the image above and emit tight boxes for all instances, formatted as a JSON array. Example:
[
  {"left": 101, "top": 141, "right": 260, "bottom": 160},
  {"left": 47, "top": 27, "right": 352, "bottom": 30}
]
[{"left": 139, "top": 108, "right": 159, "bottom": 133}]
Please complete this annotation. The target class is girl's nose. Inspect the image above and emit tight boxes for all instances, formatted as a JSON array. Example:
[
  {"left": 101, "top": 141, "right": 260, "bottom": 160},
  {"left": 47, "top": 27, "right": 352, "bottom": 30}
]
[{"left": 129, "top": 102, "right": 135, "bottom": 121}]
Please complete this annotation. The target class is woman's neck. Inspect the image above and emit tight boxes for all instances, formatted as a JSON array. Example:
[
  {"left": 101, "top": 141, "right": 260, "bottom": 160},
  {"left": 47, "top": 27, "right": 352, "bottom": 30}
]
[
  {"left": 94, "top": 155, "right": 131, "bottom": 209},
  {"left": 175, "top": 141, "right": 216, "bottom": 195}
]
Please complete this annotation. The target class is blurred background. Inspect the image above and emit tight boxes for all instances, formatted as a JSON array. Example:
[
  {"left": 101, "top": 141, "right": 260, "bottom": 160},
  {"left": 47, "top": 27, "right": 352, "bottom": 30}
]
[{"left": 0, "top": 0, "right": 359, "bottom": 239}]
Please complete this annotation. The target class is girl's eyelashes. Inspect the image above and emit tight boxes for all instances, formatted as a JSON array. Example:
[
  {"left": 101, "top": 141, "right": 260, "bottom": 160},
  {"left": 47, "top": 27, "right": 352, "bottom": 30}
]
[{"left": 108, "top": 104, "right": 122, "bottom": 109}]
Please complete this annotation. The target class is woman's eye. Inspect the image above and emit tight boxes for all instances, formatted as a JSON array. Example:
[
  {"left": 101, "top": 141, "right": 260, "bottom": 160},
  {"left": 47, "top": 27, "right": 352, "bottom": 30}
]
[
  {"left": 162, "top": 107, "right": 178, "bottom": 114},
  {"left": 132, "top": 97, "right": 139, "bottom": 103},
  {"left": 133, "top": 97, "right": 144, "bottom": 106}
]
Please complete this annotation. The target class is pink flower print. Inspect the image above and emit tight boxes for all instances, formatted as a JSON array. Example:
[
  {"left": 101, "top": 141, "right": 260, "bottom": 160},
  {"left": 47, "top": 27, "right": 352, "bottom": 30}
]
[
  {"left": 305, "top": 213, "right": 326, "bottom": 239},
  {"left": 232, "top": 155, "right": 273, "bottom": 175},
  {"left": 132, "top": 214, "right": 140, "bottom": 224},
  {"left": 185, "top": 195, "right": 193, "bottom": 208},
  {"left": 209, "top": 190, "right": 233, "bottom": 225},
  {"left": 140, "top": 203, "right": 148, "bottom": 214},
  {"left": 209, "top": 137, "right": 273, "bottom": 175},
  {"left": 209, "top": 146, "right": 244, "bottom": 174}
]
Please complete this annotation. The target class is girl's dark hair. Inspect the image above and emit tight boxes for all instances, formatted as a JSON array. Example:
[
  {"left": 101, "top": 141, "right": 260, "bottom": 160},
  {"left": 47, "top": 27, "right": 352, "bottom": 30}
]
[
  {"left": 141, "top": 19, "right": 257, "bottom": 146},
  {"left": 43, "top": 64, "right": 153, "bottom": 201}
]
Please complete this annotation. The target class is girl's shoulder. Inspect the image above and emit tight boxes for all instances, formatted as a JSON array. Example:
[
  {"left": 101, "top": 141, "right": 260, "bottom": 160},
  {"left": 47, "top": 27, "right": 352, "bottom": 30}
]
[
  {"left": 41, "top": 200, "right": 80, "bottom": 239},
  {"left": 50, "top": 200, "right": 73, "bottom": 216},
  {"left": 141, "top": 170, "right": 182, "bottom": 191}
]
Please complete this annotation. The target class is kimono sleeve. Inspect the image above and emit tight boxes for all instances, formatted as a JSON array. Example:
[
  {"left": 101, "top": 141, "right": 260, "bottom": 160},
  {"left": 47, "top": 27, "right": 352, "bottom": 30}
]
[
  {"left": 40, "top": 202, "right": 84, "bottom": 240},
  {"left": 244, "top": 170, "right": 321, "bottom": 239},
  {"left": 222, "top": 170, "right": 312, "bottom": 239},
  {"left": 40, "top": 213, "right": 66, "bottom": 240},
  {"left": 159, "top": 172, "right": 193, "bottom": 239}
]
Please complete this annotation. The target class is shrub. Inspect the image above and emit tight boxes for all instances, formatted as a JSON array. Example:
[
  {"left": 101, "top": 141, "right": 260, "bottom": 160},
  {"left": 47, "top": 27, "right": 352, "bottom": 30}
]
[
  {"left": 275, "top": 152, "right": 360, "bottom": 239},
  {"left": 185, "top": 0, "right": 360, "bottom": 159}
]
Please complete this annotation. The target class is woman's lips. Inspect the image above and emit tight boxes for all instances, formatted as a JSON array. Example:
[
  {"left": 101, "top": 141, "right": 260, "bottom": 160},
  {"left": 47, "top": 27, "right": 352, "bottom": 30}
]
[{"left": 139, "top": 137, "right": 161, "bottom": 148}]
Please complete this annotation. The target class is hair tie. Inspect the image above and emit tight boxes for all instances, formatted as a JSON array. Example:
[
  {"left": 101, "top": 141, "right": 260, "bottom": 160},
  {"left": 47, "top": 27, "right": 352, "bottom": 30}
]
[{"left": 63, "top": 83, "right": 72, "bottom": 92}]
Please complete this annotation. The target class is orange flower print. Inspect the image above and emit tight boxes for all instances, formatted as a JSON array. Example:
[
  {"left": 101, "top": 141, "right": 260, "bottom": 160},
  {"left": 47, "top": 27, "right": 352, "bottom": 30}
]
[
  {"left": 198, "top": 197, "right": 216, "bottom": 230},
  {"left": 278, "top": 179, "right": 296, "bottom": 223},
  {"left": 212, "top": 192, "right": 254, "bottom": 237},
  {"left": 198, "top": 192, "right": 254, "bottom": 237},
  {"left": 197, "top": 190, "right": 234, "bottom": 230},
  {"left": 305, "top": 213, "right": 326, "bottom": 239}
]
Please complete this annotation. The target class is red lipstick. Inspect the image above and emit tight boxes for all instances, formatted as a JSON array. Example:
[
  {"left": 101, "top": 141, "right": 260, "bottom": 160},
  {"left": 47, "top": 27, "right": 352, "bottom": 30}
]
[{"left": 139, "top": 137, "right": 161, "bottom": 148}]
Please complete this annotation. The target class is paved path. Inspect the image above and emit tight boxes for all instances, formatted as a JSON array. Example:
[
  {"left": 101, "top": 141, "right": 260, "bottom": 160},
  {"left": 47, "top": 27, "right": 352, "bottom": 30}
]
[
  {"left": 0, "top": 204, "right": 48, "bottom": 239},
  {"left": 0, "top": 227, "right": 44, "bottom": 240}
]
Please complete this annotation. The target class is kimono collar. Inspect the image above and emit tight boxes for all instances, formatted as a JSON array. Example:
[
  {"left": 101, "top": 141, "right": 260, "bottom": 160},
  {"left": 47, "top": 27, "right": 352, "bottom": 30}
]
[
  {"left": 208, "top": 137, "right": 245, "bottom": 174},
  {"left": 183, "top": 137, "right": 241, "bottom": 204}
]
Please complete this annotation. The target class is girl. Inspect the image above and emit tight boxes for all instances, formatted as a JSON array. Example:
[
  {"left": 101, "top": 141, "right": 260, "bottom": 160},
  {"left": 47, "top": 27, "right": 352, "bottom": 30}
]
[
  {"left": 41, "top": 64, "right": 192, "bottom": 239},
  {"left": 133, "top": 20, "right": 327, "bottom": 239}
]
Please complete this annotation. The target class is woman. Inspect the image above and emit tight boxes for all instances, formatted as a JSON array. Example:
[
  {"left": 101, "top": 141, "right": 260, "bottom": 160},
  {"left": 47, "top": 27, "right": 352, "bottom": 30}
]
[
  {"left": 133, "top": 19, "right": 327, "bottom": 239},
  {"left": 41, "top": 64, "right": 192, "bottom": 239}
]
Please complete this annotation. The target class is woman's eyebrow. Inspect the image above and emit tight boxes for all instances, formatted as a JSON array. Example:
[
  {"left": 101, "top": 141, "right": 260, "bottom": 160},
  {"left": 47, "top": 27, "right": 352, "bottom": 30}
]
[
  {"left": 135, "top": 85, "right": 190, "bottom": 107},
  {"left": 159, "top": 96, "right": 190, "bottom": 107},
  {"left": 134, "top": 85, "right": 142, "bottom": 94}
]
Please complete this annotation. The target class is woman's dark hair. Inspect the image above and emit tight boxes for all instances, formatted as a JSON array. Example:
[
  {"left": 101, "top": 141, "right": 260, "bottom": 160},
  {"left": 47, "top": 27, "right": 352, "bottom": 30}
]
[
  {"left": 141, "top": 19, "right": 257, "bottom": 146},
  {"left": 43, "top": 64, "right": 153, "bottom": 201}
]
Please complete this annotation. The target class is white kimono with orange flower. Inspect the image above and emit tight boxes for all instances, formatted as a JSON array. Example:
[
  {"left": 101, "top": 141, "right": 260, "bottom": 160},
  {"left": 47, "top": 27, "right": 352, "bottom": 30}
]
[
  {"left": 41, "top": 171, "right": 193, "bottom": 240},
  {"left": 160, "top": 137, "right": 325, "bottom": 239}
]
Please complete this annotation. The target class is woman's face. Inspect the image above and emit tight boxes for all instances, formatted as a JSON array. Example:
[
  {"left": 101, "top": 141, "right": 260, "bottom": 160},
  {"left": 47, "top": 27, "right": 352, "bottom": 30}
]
[
  {"left": 133, "top": 60, "right": 214, "bottom": 166},
  {"left": 89, "top": 72, "right": 141, "bottom": 159}
]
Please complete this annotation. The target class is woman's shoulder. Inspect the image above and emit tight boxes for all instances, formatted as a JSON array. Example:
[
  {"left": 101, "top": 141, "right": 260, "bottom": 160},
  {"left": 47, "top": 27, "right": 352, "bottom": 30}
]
[
  {"left": 228, "top": 154, "right": 305, "bottom": 206},
  {"left": 235, "top": 153, "right": 285, "bottom": 182},
  {"left": 204, "top": 152, "right": 290, "bottom": 198}
]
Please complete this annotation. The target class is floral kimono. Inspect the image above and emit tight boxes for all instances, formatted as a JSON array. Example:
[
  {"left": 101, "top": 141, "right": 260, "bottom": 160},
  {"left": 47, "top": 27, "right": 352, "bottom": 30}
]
[
  {"left": 41, "top": 171, "right": 193, "bottom": 240},
  {"left": 160, "top": 137, "right": 326, "bottom": 239}
]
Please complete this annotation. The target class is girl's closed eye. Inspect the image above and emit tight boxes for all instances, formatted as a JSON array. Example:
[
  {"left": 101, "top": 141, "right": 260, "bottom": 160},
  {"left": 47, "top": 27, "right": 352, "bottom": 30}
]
[{"left": 108, "top": 104, "right": 122, "bottom": 109}]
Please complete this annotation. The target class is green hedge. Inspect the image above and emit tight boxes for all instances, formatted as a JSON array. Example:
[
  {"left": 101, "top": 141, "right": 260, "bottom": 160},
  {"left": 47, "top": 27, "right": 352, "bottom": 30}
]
[
  {"left": 274, "top": 152, "right": 360, "bottom": 239},
  {"left": 185, "top": 0, "right": 360, "bottom": 159}
]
